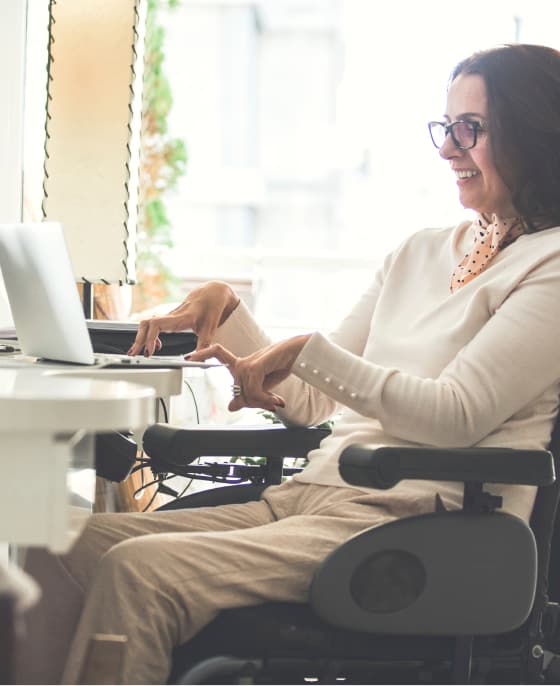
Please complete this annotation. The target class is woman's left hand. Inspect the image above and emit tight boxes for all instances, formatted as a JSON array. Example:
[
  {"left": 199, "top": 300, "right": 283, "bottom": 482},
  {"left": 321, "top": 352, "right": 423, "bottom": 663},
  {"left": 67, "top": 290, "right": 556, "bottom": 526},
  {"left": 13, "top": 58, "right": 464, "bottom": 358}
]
[{"left": 188, "top": 334, "right": 311, "bottom": 412}]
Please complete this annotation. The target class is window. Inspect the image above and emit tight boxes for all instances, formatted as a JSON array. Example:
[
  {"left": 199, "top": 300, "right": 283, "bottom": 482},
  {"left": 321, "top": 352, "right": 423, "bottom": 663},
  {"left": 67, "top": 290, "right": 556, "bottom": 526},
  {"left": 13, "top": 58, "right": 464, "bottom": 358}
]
[
  {"left": 10, "top": 1, "right": 560, "bottom": 333},
  {"left": 0, "top": 0, "right": 28, "bottom": 326},
  {"left": 154, "top": 0, "right": 560, "bottom": 338}
]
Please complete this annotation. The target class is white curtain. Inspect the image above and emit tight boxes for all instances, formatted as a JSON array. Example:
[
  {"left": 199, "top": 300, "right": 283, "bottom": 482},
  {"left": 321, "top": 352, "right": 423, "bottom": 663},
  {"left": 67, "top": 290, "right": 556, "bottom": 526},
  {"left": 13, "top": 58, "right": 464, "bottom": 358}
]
[{"left": 42, "top": 0, "right": 146, "bottom": 284}]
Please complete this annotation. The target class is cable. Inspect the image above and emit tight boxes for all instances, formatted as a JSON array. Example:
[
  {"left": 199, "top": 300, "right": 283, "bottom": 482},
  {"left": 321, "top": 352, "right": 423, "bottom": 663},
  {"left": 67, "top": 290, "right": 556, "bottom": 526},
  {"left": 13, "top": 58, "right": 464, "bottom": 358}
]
[
  {"left": 159, "top": 397, "right": 169, "bottom": 423},
  {"left": 174, "top": 477, "right": 194, "bottom": 500},
  {"left": 183, "top": 378, "right": 200, "bottom": 424},
  {"left": 139, "top": 448, "right": 146, "bottom": 491},
  {"left": 141, "top": 377, "right": 203, "bottom": 506},
  {"left": 171, "top": 378, "right": 202, "bottom": 500},
  {"left": 133, "top": 473, "right": 179, "bottom": 495},
  {"left": 142, "top": 481, "right": 163, "bottom": 512},
  {"left": 130, "top": 459, "right": 151, "bottom": 475},
  {"left": 160, "top": 378, "right": 200, "bottom": 501},
  {"left": 133, "top": 472, "right": 182, "bottom": 511}
]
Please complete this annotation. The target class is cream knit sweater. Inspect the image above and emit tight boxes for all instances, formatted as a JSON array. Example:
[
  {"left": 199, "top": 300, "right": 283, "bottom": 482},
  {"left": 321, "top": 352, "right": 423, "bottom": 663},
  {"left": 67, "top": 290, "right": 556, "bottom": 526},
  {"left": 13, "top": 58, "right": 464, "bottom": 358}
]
[{"left": 214, "top": 220, "right": 560, "bottom": 522}]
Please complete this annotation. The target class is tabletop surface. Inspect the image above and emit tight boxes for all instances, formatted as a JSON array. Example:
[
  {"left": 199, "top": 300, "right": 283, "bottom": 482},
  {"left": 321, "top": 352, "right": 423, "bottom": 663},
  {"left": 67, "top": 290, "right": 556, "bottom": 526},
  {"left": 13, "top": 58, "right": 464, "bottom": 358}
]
[
  {"left": 0, "top": 354, "right": 184, "bottom": 398},
  {"left": 0, "top": 362, "right": 156, "bottom": 431}
]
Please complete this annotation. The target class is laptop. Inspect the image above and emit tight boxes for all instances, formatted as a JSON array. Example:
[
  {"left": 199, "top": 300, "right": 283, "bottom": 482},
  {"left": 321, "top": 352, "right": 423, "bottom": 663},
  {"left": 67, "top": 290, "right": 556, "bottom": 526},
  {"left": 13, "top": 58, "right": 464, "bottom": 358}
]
[{"left": 0, "top": 222, "right": 216, "bottom": 369}]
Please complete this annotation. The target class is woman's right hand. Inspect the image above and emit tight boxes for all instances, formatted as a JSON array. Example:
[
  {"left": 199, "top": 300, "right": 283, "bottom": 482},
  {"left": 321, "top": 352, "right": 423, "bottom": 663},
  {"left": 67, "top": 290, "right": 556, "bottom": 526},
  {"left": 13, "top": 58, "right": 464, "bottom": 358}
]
[{"left": 128, "top": 281, "right": 240, "bottom": 356}]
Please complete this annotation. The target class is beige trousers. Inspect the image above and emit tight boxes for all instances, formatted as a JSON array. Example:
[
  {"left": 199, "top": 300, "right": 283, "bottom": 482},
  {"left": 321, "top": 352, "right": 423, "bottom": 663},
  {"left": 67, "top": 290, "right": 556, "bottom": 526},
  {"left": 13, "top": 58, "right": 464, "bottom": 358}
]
[{"left": 17, "top": 480, "right": 433, "bottom": 684}]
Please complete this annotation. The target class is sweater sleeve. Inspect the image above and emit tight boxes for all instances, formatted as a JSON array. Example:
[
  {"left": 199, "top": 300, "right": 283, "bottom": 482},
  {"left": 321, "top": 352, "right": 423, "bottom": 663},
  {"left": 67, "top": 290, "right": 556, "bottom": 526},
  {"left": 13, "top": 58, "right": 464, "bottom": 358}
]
[
  {"left": 212, "top": 265, "right": 386, "bottom": 426},
  {"left": 292, "top": 257, "right": 560, "bottom": 447}
]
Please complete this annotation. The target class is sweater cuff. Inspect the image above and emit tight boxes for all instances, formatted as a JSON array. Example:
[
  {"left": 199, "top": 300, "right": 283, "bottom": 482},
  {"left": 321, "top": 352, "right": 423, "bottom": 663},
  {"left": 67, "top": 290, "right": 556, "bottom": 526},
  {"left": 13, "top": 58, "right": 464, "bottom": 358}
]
[{"left": 292, "top": 331, "right": 395, "bottom": 415}]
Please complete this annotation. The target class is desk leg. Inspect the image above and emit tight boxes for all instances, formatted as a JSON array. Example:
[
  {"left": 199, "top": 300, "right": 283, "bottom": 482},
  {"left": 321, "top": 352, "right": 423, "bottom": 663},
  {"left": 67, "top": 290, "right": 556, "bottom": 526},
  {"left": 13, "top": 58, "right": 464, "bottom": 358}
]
[{"left": 0, "top": 431, "right": 94, "bottom": 553}]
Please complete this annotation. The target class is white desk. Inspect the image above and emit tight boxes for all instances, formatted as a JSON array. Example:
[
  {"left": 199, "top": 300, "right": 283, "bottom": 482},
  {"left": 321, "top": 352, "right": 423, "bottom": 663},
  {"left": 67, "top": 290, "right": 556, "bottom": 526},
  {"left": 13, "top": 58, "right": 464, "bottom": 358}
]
[
  {"left": 0, "top": 355, "right": 184, "bottom": 400},
  {"left": 0, "top": 366, "right": 156, "bottom": 552}
]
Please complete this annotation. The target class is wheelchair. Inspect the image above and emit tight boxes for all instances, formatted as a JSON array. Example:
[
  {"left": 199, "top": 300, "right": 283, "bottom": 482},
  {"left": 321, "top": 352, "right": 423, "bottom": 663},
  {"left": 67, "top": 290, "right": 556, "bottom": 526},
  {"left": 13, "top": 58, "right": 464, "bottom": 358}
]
[{"left": 130, "top": 415, "right": 560, "bottom": 685}]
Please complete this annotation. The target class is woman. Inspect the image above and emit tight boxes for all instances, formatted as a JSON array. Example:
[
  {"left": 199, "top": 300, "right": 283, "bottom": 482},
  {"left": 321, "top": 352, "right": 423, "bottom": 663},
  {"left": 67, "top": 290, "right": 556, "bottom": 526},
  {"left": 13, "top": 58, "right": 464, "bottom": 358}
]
[{"left": 19, "top": 44, "right": 560, "bottom": 684}]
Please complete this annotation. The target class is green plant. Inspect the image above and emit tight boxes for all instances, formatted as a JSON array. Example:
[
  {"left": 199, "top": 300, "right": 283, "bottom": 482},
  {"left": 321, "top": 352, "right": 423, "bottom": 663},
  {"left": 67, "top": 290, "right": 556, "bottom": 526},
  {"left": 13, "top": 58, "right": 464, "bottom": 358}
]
[
  {"left": 135, "top": 0, "right": 187, "bottom": 311},
  {"left": 229, "top": 412, "right": 335, "bottom": 471},
  {"left": 259, "top": 410, "right": 334, "bottom": 433}
]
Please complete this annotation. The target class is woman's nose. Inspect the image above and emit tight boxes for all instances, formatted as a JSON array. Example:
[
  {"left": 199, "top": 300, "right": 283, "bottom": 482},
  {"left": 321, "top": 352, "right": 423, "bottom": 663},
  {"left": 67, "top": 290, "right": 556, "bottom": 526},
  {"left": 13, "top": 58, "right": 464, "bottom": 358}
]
[{"left": 439, "top": 132, "right": 460, "bottom": 160}]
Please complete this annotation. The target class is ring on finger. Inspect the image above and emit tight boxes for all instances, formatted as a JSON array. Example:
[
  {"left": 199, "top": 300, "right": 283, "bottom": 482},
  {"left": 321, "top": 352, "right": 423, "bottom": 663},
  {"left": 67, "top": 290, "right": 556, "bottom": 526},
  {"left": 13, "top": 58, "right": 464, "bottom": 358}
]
[{"left": 232, "top": 384, "right": 243, "bottom": 398}]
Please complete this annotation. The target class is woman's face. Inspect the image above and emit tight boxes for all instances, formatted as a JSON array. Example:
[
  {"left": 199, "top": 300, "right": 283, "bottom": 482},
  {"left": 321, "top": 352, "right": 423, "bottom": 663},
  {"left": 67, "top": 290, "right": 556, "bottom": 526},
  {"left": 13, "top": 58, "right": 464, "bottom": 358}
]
[{"left": 440, "top": 73, "right": 516, "bottom": 217}]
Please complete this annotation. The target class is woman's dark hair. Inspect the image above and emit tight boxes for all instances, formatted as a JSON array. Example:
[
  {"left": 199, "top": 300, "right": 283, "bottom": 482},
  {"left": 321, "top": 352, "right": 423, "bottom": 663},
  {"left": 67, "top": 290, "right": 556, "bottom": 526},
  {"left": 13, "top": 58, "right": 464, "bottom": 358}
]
[{"left": 452, "top": 44, "right": 560, "bottom": 232}]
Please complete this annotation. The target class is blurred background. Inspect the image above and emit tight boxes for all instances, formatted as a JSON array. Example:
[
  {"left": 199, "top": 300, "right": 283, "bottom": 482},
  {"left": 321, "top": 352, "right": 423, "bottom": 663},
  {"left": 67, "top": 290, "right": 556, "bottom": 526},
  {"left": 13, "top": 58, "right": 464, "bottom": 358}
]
[{"left": 21, "top": 0, "right": 560, "bottom": 338}]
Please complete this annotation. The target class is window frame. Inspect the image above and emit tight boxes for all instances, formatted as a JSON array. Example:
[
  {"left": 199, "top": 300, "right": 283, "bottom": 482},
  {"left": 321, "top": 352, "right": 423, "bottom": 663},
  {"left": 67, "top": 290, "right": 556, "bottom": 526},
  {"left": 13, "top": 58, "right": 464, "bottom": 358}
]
[{"left": 0, "top": 0, "right": 26, "bottom": 222}]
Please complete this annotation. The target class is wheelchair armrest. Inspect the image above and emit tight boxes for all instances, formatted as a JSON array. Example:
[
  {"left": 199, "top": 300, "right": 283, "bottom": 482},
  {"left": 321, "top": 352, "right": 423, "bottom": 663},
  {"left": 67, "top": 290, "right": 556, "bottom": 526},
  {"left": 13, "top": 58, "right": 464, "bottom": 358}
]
[
  {"left": 143, "top": 423, "right": 330, "bottom": 468},
  {"left": 339, "top": 445, "right": 555, "bottom": 490}
]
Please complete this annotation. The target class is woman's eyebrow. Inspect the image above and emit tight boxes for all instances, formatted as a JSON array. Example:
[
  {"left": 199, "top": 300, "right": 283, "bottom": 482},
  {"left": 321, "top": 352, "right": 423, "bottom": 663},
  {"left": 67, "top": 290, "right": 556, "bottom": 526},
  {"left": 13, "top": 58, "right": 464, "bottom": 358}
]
[{"left": 444, "top": 111, "right": 486, "bottom": 121}]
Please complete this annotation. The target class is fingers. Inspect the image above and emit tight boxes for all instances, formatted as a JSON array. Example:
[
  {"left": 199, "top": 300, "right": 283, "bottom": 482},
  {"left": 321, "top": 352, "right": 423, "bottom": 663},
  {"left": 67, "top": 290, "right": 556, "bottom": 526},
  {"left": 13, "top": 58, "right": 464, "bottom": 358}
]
[
  {"left": 230, "top": 358, "right": 286, "bottom": 412},
  {"left": 195, "top": 312, "right": 222, "bottom": 351},
  {"left": 228, "top": 384, "right": 285, "bottom": 412},
  {"left": 228, "top": 391, "right": 285, "bottom": 413},
  {"left": 128, "top": 318, "right": 151, "bottom": 356},
  {"left": 188, "top": 344, "right": 286, "bottom": 413},
  {"left": 187, "top": 343, "right": 238, "bottom": 366},
  {"left": 128, "top": 318, "right": 160, "bottom": 357},
  {"left": 128, "top": 332, "right": 162, "bottom": 356},
  {"left": 128, "top": 282, "right": 240, "bottom": 357},
  {"left": 143, "top": 320, "right": 164, "bottom": 357},
  {"left": 128, "top": 315, "right": 179, "bottom": 356}
]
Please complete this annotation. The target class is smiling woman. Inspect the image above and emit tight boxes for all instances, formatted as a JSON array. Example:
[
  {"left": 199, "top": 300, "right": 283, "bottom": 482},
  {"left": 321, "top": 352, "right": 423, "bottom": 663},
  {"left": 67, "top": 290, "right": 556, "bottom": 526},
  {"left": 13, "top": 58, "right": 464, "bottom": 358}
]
[
  {"left": 438, "top": 72, "right": 517, "bottom": 219},
  {"left": 449, "top": 45, "right": 560, "bottom": 233},
  {"left": 17, "top": 42, "right": 560, "bottom": 685}
]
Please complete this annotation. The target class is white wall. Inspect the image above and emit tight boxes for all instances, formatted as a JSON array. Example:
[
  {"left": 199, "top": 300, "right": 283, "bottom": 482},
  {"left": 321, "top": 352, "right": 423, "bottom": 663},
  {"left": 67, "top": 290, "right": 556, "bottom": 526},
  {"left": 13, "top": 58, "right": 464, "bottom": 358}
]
[{"left": 0, "top": 0, "right": 27, "bottom": 326}]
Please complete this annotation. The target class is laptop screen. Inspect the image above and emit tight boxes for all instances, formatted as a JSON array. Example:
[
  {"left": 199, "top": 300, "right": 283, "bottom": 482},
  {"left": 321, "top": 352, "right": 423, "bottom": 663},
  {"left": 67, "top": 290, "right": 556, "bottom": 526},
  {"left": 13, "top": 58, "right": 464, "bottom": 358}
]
[{"left": 0, "top": 223, "right": 96, "bottom": 364}]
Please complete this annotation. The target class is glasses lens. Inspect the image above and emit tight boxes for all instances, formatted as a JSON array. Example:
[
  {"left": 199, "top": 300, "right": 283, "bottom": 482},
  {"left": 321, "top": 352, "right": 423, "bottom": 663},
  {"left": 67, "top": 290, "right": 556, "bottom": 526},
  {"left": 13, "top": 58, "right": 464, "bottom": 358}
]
[
  {"left": 428, "top": 122, "right": 446, "bottom": 148},
  {"left": 451, "top": 121, "right": 476, "bottom": 149}
]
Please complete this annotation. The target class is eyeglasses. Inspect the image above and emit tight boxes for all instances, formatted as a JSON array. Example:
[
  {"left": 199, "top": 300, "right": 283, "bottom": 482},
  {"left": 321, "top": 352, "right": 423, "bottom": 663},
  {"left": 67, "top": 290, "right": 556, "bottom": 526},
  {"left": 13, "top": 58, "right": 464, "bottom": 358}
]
[{"left": 428, "top": 120, "right": 485, "bottom": 151}]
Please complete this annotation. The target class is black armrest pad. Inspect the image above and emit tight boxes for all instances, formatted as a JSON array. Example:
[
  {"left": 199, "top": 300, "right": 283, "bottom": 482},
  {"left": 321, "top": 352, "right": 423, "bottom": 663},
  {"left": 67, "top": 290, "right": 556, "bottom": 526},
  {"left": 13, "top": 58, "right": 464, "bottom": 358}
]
[
  {"left": 143, "top": 424, "right": 330, "bottom": 466},
  {"left": 339, "top": 445, "right": 555, "bottom": 489}
]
